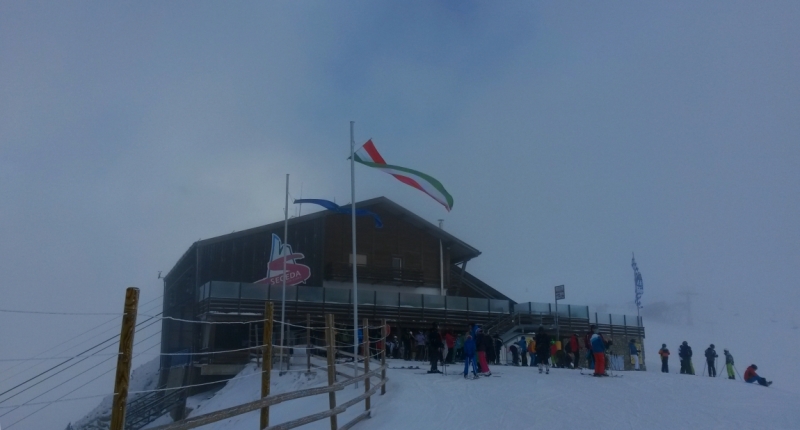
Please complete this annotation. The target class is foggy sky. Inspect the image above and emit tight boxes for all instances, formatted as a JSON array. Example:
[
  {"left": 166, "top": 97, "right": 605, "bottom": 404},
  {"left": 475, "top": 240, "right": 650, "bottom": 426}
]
[{"left": 2, "top": 1, "right": 799, "bottom": 428}]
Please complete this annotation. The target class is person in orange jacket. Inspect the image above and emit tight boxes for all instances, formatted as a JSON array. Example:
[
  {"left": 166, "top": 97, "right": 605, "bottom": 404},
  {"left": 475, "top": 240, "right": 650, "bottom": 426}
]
[
  {"left": 743, "top": 364, "right": 772, "bottom": 387},
  {"left": 658, "top": 344, "right": 670, "bottom": 373}
]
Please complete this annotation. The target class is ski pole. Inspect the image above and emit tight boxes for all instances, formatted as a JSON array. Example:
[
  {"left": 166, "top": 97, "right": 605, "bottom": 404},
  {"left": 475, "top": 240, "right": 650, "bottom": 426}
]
[{"left": 734, "top": 365, "right": 743, "bottom": 382}]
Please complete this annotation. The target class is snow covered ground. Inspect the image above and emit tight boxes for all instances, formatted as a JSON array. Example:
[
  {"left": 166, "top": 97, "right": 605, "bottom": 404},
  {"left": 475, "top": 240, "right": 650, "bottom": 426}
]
[{"left": 131, "top": 355, "right": 800, "bottom": 430}]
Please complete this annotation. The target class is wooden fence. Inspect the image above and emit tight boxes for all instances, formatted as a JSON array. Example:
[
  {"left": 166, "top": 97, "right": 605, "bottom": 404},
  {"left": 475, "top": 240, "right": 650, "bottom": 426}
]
[{"left": 111, "top": 297, "right": 388, "bottom": 430}]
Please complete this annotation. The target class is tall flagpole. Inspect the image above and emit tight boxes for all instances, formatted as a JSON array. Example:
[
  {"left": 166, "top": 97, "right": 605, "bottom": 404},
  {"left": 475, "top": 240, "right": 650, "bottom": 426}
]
[
  {"left": 438, "top": 219, "right": 444, "bottom": 296},
  {"left": 350, "top": 121, "right": 359, "bottom": 384},
  {"left": 280, "top": 174, "right": 289, "bottom": 374}
]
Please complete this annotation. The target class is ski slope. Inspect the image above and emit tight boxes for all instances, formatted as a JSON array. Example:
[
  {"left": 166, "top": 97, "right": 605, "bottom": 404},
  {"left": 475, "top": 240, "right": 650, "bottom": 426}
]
[{"left": 136, "top": 356, "right": 799, "bottom": 430}]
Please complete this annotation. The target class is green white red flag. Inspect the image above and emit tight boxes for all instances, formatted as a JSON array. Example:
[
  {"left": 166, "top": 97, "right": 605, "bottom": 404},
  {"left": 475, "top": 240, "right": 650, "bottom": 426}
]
[{"left": 354, "top": 139, "right": 454, "bottom": 211}]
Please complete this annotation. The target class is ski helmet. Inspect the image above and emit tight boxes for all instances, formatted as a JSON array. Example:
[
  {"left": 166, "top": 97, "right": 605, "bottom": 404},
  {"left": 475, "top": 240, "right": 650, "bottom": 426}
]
[
  {"left": 710, "top": 344, "right": 715, "bottom": 348},
  {"left": 662, "top": 343, "right": 666, "bottom": 348}
]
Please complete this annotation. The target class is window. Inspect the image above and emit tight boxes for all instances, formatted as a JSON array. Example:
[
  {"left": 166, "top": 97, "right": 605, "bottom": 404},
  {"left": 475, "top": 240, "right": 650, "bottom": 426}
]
[
  {"left": 349, "top": 254, "right": 367, "bottom": 266},
  {"left": 392, "top": 257, "right": 403, "bottom": 269}
]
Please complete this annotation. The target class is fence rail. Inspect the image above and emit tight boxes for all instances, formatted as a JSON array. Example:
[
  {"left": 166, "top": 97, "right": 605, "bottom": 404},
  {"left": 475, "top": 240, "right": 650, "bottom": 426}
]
[{"left": 138, "top": 312, "right": 388, "bottom": 430}]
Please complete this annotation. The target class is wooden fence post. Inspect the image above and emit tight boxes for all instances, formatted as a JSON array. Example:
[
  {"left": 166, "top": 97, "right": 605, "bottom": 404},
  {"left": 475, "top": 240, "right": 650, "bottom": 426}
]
[
  {"left": 260, "top": 302, "right": 274, "bottom": 430},
  {"left": 307, "top": 314, "right": 311, "bottom": 373},
  {"left": 363, "top": 318, "right": 370, "bottom": 412},
  {"left": 381, "top": 319, "right": 387, "bottom": 395},
  {"left": 110, "top": 287, "right": 139, "bottom": 430},
  {"left": 325, "top": 314, "right": 338, "bottom": 430}
]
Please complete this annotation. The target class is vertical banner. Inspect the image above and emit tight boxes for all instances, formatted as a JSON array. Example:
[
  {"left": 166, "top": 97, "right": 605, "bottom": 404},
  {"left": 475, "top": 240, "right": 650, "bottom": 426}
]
[{"left": 631, "top": 254, "right": 644, "bottom": 310}]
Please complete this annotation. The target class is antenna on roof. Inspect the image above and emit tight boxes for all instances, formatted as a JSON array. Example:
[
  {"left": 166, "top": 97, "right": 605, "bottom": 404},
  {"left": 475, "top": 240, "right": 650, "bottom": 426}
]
[{"left": 157, "top": 271, "right": 163, "bottom": 279}]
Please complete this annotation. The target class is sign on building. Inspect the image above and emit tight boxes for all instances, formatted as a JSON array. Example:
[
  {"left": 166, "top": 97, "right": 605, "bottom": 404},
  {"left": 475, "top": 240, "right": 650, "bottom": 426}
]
[{"left": 554, "top": 284, "right": 565, "bottom": 300}]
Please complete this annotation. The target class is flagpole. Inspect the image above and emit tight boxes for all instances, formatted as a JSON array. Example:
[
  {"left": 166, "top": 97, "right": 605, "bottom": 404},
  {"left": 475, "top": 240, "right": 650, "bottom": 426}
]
[
  {"left": 280, "top": 174, "right": 289, "bottom": 374},
  {"left": 438, "top": 219, "right": 444, "bottom": 296},
  {"left": 350, "top": 121, "right": 359, "bottom": 384}
]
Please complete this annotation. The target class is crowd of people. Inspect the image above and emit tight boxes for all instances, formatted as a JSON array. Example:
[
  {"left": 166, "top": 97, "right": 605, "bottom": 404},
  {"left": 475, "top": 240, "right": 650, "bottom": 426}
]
[{"left": 381, "top": 322, "right": 772, "bottom": 386}]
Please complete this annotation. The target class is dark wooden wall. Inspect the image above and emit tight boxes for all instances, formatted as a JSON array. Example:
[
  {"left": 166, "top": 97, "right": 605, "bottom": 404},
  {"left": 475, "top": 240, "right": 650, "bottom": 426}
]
[{"left": 323, "top": 207, "right": 448, "bottom": 286}]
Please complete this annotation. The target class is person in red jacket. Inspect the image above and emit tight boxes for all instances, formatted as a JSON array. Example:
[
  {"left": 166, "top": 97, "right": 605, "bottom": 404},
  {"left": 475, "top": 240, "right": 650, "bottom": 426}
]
[
  {"left": 570, "top": 333, "right": 580, "bottom": 369},
  {"left": 743, "top": 364, "right": 772, "bottom": 387},
  {"left": 444, "top": 332, "right": 455, "bottom": 363}
]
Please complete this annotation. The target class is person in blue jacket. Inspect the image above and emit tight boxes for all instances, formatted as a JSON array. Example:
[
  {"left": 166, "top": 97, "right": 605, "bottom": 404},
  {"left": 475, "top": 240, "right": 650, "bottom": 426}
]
[
  {"left": 629, "top": 339, "right": 640, "bottom": 371},
  {"left": 463, "top": 332, "right": 479, "bottom": 379},
  {"left": 516, "top": 336, "right": 528, "bottom": 366}
]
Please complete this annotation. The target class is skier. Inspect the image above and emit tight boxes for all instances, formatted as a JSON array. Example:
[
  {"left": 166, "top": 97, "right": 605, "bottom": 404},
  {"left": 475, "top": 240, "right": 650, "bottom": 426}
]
[
  {"left": 475, "top": 327, "right": 492, "bottom": 376},
  {"left": 509, "top": 342, "right": 520, "bottom": 366},
  {"left": 444, "top": 331, "right": 455, "bottom": 363},
  {"left": 704, "top": 344, "right": 718, "bottom": 377},
  {"left": 484, "top": 331, "right": 496, "bottom": 365},
  {"left": 570, "top": 333, "right": 581, "bottom": 369},
  {"left": 658, "top": 344, "right": 670, "bottom": 373},
  {"left": 415, "top": 331, "right": 427, "bottom": 362},
  {"left": 462, "top": 332, "right": 479, "bottom": 379},
  {"left": 743, "top": 364, "right": 772, "bottom": 387},
  {"left": 629, "top": 339, "right": 641, "bottom": 371},
  {"left": 427, "top": 322, "right": 443, "bottom": 373},
  {"left": 527, "top": 337, "right": 537, "bottom": 366},
  {"left": 493, "top": 335, "right": 503, "bottom": 365},
  {"left": 723, "top": 349, "right": 735, "bottom": 380},
  {"left": 584, "top": 328, "right": 595, "bottom": 369},
  {"left": 550, "top": 340, "right": 558, "bottom": 367},
  {"left": 455, "top": 333, "right": 464, "bottom": 362},
  {"left": 679, "top": 341, "right": 694, "bottom": 375},
  {"left": 535, "top": 327, "right": 551, "bottom": 374},
  {"left": 590, "top": 331, "right": 607, "bottom": 376},
  {"left": 516, "top": 336, "right": 528, "bottom": 366}
]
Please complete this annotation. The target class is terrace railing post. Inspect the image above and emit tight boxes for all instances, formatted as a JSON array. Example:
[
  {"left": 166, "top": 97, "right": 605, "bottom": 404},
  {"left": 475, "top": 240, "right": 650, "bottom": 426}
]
[
  {"left": 260, "top": 301, "right": 274, "bottom": 430},
  {"left": 325, "top": 313, "right": 338, "bottom": 430},
  {"left": 110, "top": 287, "right": 139, "bottom": 430},
  {"left": 381, "top": 319, "right": 387, "bottom": 395},
  {"left": 363, "top": 318, "right": 371, "bottom": 412}
]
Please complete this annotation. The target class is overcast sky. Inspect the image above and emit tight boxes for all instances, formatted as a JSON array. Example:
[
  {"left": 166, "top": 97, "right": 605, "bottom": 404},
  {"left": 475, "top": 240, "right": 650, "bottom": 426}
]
[{"left": 2, "top": 1, "right": 799, "bottom": 428}]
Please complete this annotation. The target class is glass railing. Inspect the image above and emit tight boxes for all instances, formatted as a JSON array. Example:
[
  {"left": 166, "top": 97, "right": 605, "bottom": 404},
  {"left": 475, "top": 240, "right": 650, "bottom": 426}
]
[
  {"left": 512, "top": 301, "right": 640, "bottom": 327},
  {"left": 199, "top": 281, "right": 510, "bottom": 313}
]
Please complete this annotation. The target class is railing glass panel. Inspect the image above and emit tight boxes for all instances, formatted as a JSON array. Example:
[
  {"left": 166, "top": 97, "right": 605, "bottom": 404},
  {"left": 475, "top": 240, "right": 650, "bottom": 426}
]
[
  {"left": 424, "top": 295, "right": 446, "bottom": 309},
  {"left": 358, "top": 290, "right": 376, "bottom": 305},
  {"left": 399, "top": 293, "right": 422, "bottom": 308},
  {"left": 610, "top": 314, "right": 626, "bottom": 326},
  {"left": 241, "top": 283, "right": 268, "bottom": 300},
  {"left": 446, "top": 296, "right": 467, "bottom": 311},
  {"left": 297, "top": 286, "right": 323, "bottom": 302},
  {"left": 375, "top": 291, "right": 398, "bottom": 307},
  {"left": 209, "top": 281, "right": 240, "bottom": 299},
  {"left": 468, "top": 297, "right": 489, "bottom": 312},
  {"left": 489, "top": 299, "right": 509, "bottom": 314},
  {"left": 324, "top": 288, "right": 350, "bottom": 304},
  {"left": 569, "top": 305, "right": 589, "bottom": 319},
  {"left": 530, "top": 302, "right": 551, "bottom": 314}
]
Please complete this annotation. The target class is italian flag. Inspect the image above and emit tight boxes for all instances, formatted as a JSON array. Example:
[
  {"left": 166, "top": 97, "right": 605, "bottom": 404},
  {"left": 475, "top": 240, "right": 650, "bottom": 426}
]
[{"left": 354, "top": 139, "right": 454, "bottom": 211}]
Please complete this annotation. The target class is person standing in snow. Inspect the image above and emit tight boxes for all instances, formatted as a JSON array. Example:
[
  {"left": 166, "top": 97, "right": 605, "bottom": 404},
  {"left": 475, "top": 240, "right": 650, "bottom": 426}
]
[
  {"left": 590, "top": 331, "right": 608, "bottom": 377},
  {"left": 679, "top": 341, "right": 694, "bottom": 375},
  {"left": 462, "top": 332, "right": 479, "bottom": 378},
  {"left": 516, "top": 336, "right": 528, "bottom": 366},
  {"left": 415, "top": 331, "right": 427, "bottom": 362},
  {"left": 658, "top": 344, "right": 670, "bottom": 373},
  {"left": 570, "top": 333, "right": 581, "bottom": 369},
  {"left": 475, "top": 327, "right": 492, "bottom": 376},
  {"left": 629, "top": 339, "right": 641, "bottom": 371},
  {"left": 455, "top": 333, "right": 465, "bottom": 362},
  {"left": 510, "top": 342, "right": 520, "bottom": 366},
  {"left": 444, "top": 331, "right": 455, "bottom": 364},
  {"left": 494, "top": 335, "right": 503, "bottom": 365},
  {"left": 743, "top": 364, "right": 772, "bottom": 386},
  {"left": 724, "top": 349, "right": 735, "bottom": 380},
  {"left": 704, "top": 344, "right": 718, "bottom": 377},
  {"left": 535, "top": 327, "right": 551, "bottom": 374},
  {"left": 427, "top": 322, "right": 443, "bottom": 373},
  {"left": 527, "top": 337, "right": 537, "bottom": 366},
  {"left": 484, "top": 332, "right": 496, "bottom": 365},
  {"left": 584, "top": 329, "right": 595, "bottom": 369},
  {"left": 550, "top": 340, "right": 558, "bottom": 367}
]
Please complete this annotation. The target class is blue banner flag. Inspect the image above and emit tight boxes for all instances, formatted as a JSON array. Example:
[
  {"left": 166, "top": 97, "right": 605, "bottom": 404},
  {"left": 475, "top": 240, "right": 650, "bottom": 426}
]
[
  {"left": 294, "top": 199, "right": 383, "bottom": 228},
  {"left": 631, "top": 253, "right": 644, "bottom": 309}
]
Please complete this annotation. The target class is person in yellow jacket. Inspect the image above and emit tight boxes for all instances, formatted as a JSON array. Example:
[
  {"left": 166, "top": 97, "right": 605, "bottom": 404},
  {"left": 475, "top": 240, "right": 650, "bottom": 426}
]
[{"left": 528, "top": 338, "right": 537, "bottom": 366}]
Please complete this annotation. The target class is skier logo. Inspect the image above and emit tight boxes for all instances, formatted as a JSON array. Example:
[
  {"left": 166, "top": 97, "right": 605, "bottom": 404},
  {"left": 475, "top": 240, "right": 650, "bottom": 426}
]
[{"left": 254, "top": 234, "right": 311, "bottom": 286}]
